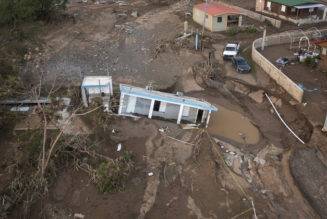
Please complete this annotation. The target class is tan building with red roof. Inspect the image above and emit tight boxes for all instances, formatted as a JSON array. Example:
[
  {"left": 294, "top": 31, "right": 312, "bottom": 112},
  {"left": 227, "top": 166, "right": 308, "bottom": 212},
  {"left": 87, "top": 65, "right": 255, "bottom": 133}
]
[{"left": 192, "top": 2, "right": 243, "bottom": 32}]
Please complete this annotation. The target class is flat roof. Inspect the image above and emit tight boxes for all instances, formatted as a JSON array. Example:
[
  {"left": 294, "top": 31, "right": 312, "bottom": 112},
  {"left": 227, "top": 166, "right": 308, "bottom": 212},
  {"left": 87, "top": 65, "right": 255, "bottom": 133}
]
[
  {"left": 269, "top": 0, "right": 322, "bottom": 7},
  {"left": 194, "top": 3, "right": 243, "bottom": 16},
  {"left": 120, "top": 84, "right": 218, "bottom": 111},
  {"left": 82, "top": 76, "right": 112, "bottom": 88}
]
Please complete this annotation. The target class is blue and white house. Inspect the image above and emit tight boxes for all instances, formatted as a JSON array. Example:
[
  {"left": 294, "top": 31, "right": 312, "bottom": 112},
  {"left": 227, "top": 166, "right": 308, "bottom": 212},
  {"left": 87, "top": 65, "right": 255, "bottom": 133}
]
[
  {"left": 81, "top": 76, "right": 113, "bottom": 111},
  {"left": 118, "top": 84, "right": 218, "bottom": 127}
]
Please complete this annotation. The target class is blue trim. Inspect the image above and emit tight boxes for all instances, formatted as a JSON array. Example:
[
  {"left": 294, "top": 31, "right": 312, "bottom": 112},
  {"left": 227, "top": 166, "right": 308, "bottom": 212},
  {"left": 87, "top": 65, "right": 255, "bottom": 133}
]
[
  {"left": 120, "top": 88, "right": 218, "bottom": 111},
  {"left": 82, "top": 85, "right": 109, "bottom": 88}
]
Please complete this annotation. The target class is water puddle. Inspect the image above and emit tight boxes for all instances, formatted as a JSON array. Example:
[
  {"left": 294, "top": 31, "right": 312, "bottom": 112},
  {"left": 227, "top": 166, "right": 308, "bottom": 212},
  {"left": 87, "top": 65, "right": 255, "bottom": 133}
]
[{"left": 208, "top": 105, "right": 260, "bottom": 145}]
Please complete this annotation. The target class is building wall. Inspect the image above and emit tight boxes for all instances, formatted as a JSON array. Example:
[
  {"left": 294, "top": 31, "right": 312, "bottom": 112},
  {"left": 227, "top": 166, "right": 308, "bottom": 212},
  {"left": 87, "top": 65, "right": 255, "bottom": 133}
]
[
  {"left": 193, "top": 7, "right": 213, "bottom": 31},
  {"left": 120, "top": 94, "right": 207, "bottom": 123},
  {"left": 212, "top": 14, "right": 227, "bottom": 31},
  {"left": 256, "top": 0, "right": 265, "bottom": 12},
  {"left": 252, "top": 36, "right": 304, "bottom": 102}
]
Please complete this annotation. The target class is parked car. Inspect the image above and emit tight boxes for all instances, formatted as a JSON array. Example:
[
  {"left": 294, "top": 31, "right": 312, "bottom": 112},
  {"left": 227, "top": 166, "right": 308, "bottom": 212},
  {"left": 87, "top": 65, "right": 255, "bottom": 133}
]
[
  {"left": 231, "top": 56, "right": 251, "bottom": 74},
  {"left": 223, "top": 42, "right": 240, "bottom": 60}
]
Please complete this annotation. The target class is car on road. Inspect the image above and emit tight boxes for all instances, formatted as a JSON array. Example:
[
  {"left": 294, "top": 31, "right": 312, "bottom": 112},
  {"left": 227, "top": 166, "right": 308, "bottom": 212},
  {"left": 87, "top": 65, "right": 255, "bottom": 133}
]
[{"left": 231, "top": 56, "right": 251, "bottom": 74}]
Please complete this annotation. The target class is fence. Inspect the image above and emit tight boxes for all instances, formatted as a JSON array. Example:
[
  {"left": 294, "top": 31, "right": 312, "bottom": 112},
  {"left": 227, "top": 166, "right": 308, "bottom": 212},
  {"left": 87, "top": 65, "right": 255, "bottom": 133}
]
[{"left": 252, "top": 29, "right": 327, "bottom": 102}]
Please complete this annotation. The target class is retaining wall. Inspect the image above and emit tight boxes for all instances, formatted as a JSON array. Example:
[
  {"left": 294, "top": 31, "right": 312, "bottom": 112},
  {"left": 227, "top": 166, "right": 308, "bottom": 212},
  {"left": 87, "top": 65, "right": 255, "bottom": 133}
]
[{"left": 252, "top": 34, "right": 304, "bottom": 102}]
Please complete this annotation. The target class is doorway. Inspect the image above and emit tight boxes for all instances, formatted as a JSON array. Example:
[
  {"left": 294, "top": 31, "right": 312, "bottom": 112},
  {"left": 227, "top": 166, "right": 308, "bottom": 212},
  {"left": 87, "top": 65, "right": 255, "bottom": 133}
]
[{"left": 196, "top": 110, "right": 204, "bottom": 123}]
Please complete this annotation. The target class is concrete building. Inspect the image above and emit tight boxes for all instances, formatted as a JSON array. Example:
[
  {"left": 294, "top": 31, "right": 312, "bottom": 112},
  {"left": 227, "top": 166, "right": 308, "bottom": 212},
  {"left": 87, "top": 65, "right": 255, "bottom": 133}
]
[
  {"left": 193, "top": 2, "right": 243, "bottom": 32},
  {"left": 81, "top": 76, "right": 113, "bottom": 111},
  {"left": 118, "top": 84, "right": 218, "bottom": 127},
  {"left": 255, "top": 0, "right": 326, "bottom": 24}
]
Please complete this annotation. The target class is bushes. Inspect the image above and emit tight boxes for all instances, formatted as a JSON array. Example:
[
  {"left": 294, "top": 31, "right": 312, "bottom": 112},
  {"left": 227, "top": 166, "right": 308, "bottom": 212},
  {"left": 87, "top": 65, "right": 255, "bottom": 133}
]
[
  {"left": 264, "top": 18, "right": 273, "bottom": 27},
  {"left": 0, "top": 0, "right": 68, "bottom": 27},
  {"left": 303, "top": 57, "right": 316, "bottom": 68},
  {"left": 246, "top": 26, "right": 257, "bottom": 33},
  {"left": 227, "top": 28, "right": 238, "bottom": 36},
  {"left": 94, "top": 151, "right": 133, "bottom": 194}
]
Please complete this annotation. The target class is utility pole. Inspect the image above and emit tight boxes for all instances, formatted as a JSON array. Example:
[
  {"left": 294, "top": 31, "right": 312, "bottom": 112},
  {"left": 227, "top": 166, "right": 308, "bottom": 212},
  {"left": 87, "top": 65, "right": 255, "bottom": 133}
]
[
  {"left": 201, "top": 0, "right": 209, "bottom": 38},
  {"left": 261, "top": 27, "right": 266, "bottom": 51}
]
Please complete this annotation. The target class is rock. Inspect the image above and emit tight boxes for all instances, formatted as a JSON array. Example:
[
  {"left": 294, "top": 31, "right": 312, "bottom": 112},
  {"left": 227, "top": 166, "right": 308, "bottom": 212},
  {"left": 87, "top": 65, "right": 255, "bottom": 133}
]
[
  {"left": 249, "top": 89, "right": 264, "bottom": 103},
  {"left": 131, "top": 11, "right": 139, "bottom": 18},
  {"left": 270, "top": 108, "right": 274, "bottom": 114},
  {"left": 234, "top": 83, "right": 250, "bottom": 95},
  {"left": 289, "top": 100, "right": 298, "bottom": 106},
  {"left": 275, "top": 99, "right": 282, "bottom": 108}
]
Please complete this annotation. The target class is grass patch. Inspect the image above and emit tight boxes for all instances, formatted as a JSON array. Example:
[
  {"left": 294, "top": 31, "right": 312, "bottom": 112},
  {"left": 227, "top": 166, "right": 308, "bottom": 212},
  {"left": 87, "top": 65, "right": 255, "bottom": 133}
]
[
  {"left": 241, "top": 47, "right": 255, "bottom": 76},
  {"left": 245, "top": 26, "right": 257, "bottom": 33},
  {"left": 226, "top": 28, "right": 238, "bottom": 36},
  {"left": 264, "top": 18, "right": 273, "bottom": 27}
]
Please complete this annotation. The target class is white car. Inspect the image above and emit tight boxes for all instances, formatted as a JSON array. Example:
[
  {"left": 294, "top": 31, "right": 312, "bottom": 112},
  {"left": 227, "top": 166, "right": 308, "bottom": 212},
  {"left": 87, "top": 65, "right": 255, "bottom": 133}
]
[{"left": 223, "top": 43, "right": 240, "bottom": 60}]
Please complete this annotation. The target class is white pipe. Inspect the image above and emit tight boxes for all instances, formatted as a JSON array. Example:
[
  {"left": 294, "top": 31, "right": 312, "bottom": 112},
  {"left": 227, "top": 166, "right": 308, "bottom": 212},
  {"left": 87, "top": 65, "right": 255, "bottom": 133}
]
[
  {"left": 265, "top": 93, "right": 305, "bottom": 144},
  {"left": 166, "top": 136, "right": 196, "bottom": 146},
  {"left": 251, "top": 198, "right": 258, "bottom": 219}
]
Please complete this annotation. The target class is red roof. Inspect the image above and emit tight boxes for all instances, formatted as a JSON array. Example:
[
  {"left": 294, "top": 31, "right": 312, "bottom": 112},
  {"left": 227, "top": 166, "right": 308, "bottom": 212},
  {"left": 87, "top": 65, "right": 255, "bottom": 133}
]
[
  {"left": 312, "top": 39, "right": 327, "bottom": 45},
  {"left": 194, "top": 3, "right": 243, "bottom": 16}
]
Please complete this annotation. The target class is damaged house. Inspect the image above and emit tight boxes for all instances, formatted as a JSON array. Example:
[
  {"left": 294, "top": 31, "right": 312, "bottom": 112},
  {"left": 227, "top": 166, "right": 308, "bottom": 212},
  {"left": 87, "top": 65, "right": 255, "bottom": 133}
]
[
  {"left": 118, "top": 84, "right": 218, "bottom": 127},
  {"left": 81, "top": 76, "right": 113, "bottom": 111}
]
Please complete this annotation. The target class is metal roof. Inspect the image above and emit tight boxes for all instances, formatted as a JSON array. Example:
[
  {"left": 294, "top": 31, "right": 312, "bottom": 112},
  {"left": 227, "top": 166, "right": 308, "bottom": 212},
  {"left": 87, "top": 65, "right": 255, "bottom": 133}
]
[
  {"left": 194, "top": 3, "right": 243, "bottom": 16},
  {"left": 120, "top": 84, "right": 218, "bottom": 111},
  {"left": 268, "top": 0, "right": 322, "bottom": 7}
]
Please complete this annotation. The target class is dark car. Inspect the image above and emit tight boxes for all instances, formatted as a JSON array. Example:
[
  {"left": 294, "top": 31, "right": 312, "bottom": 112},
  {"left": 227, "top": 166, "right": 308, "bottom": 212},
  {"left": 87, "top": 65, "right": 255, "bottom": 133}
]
[{"left": 231, "top": 56, "right": 251, "bottom": 74}]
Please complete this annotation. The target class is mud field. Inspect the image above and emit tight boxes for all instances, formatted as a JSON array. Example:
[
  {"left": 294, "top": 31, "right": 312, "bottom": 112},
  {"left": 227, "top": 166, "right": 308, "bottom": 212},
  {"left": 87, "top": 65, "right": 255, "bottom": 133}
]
[{"left": 1, "top": 0, "right": 327, "bottom": 218}]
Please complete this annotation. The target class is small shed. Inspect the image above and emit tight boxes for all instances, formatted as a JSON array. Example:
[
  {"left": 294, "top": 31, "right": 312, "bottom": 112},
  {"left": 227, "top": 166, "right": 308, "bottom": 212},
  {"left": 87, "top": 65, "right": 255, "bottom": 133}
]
[
  {"left": 81, "top": 76, "right": 113, "bottom": 110},
  {"left": 193, "top": 3, "right": 243, "bottom": 32},
  {"left": 118, "top": 84, "right": 218, "bottom": 127}
]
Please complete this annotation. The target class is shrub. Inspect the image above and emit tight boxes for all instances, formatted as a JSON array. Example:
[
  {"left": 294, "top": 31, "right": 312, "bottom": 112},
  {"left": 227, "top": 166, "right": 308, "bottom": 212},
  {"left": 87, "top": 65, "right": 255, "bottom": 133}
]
[
  {"left": 303, "top": 57, "right": 316, "bottom": 68},
  {"left": 264, "top": 18, "right": 273, "bottom": 27},
  {"left": 227, "top": 28, "right": 238, "bottom": 36},
  {"left": 246, "top": 26, "right": 257, "bottom": 33},
  {"left": 94, "top": 151, "right": 133, "bottom": 194}
]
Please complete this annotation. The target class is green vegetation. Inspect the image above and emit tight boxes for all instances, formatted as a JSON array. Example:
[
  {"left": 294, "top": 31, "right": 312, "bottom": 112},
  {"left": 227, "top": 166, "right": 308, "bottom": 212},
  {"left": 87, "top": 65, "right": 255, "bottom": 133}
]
[
  {"left": 246, "top": 26, "right": 258, "bottom": 33},
  {"left": 0, "top": 0, "right": 68, "bottom": 100},
  {"left": 241, "top": 47, "right": 255, "bottom": 76},
  {"left": 94, "top": 151, "right": 133, "bottom": 194},
  {"left": 227, "top": 28, "right": 238, "bottom": 36},
  {"left": 264, "top": 18, "right": 273, "bottom": 27},
  {"left": 303, "top": 56, "right": 316, "bottom": 68}
]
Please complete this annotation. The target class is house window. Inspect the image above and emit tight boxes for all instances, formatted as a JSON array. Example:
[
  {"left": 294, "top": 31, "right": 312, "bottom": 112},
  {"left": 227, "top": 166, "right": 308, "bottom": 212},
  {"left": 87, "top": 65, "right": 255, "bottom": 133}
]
[
  {"left": 291, "top": 8, "right": 296, "bottom": 12},
  {"left": 281, "top": 5, "right": 286, "bottom": 12},
  {"left": 217, "top": 16, "right": 222, "bottom": 23},
  {"left": 322, "top": 48, "right": 327, "bottom": 55},
  {"left": 267, "top": 1, "right": 271, "bottom": 9},
  {"left": 309, "top": 8, "right": 314, "bottom": 13},
  {"left": 153, "top": 100, "right": 161, "bottom": 111},
  {"left": 205, "top": 14, "right": 208, "bottom": 19}
]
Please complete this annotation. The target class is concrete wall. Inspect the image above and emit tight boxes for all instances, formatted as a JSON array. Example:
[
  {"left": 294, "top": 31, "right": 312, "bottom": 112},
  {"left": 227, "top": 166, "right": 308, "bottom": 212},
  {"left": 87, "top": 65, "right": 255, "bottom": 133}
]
[
  {"left": 252, "top": 37, "right": 304, "bottom": 102},
  {"left": 212, "top": 14, "right": 227, "bottom": 32},
  {"left": 193, "top": 7, "right": 213, "bottom": 31}
]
